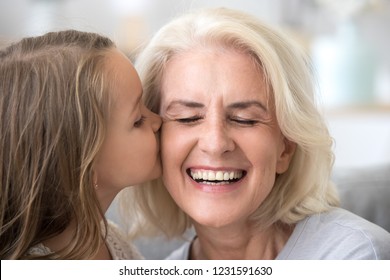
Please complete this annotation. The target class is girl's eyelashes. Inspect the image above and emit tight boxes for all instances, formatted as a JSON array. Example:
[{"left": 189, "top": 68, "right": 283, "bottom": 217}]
[{"left": 134, "top": 116, "right": 146, "bottom": 127}]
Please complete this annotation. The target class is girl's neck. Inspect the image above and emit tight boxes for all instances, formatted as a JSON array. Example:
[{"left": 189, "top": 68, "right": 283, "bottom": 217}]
[{"left": 190, "top": 222, "right": 294, "bottom": 260}]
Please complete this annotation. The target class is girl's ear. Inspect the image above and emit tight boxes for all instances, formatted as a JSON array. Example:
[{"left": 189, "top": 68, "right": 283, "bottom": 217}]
[
  {"left": 276, "top": 137, "right": 296, "bottom": 174},
  {"left": 92, "top": 169, "right": 99, "bottom": 189}
]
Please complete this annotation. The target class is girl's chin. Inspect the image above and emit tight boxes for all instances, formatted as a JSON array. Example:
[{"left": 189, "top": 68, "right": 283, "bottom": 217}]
[{"left": 149, "top": 164, "right": 163, "bottom": 180}]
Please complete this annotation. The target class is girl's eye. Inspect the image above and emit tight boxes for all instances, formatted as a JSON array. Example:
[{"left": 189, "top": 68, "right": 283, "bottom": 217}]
[
  {"left": 230, "top": 117, "right": 259, "bottom": 126},
  {"left": 176, "top": 116, "right": 202, "bottom": 123},
  {"left": 134, "top": 116, "right": 146, "bottom": 128}
]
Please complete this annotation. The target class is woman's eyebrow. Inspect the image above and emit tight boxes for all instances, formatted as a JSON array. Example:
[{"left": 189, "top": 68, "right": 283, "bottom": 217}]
[
  {"left": 227, "top": 101, "right": 268, "bottom": 112},
  {"left": 165, "top": 100, "right": 204, "bottom": 111}
]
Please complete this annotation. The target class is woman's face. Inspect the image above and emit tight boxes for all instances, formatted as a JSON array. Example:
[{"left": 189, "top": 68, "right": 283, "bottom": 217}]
[
  {"left": 94, "top": 49, "right": 161, "bottom": 198},
  {"left": 160, "top": 48, "right": 295, "bottom": 228}
]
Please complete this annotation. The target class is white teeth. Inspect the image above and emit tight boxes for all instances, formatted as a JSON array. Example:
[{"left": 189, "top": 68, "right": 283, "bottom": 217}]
[
  {"left": 190, "top": 170, "right": 243, "bottom": 182},
  {"left": 216, "top": 171, "right": 223, "bottom": 181},
  {"left": 208, "top": 171, "right": 216, "bottom": 181}
]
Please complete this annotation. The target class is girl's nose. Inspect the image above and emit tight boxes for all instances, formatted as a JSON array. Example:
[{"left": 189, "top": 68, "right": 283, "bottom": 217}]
[
  {"left": 149, "top": 110, "right": 162, "bottom": 132},
  {"left": 142, "top": 103, "right": 162, "bottom": 132}
]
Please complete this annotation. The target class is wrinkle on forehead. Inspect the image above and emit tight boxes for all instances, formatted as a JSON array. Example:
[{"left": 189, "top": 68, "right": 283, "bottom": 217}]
[{"left": 161, "top": 46, "right": 274, "bottom": 113}]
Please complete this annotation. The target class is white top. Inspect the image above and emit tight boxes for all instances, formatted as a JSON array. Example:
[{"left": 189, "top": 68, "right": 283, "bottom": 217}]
[
  {"left": 27, "top": 220, "right": 142, "bottom": 259},
  {"left": 166, "top": 208, "right": 390, "bottom": 260}
]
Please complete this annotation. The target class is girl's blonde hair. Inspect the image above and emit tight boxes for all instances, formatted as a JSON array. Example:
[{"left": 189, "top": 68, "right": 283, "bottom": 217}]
[
  {"left": 122, "top": 7, "right": 339, "bottom": 238},
  {"left": 0, "top": 30, "right": 115, "bottom": 259}
]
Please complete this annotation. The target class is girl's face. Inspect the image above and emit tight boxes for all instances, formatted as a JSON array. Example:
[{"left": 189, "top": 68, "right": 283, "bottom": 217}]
[
  {"left": 159, "top": 48, "right": 295, "bottom": 229},
  {"left": 94, "top": 49, "right": 161, "bottom": 201}
]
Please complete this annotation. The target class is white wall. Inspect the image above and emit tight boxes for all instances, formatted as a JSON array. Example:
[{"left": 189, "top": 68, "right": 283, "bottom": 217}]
[{"left": 326, "top": 111, "right": 390, "bottom": 169}]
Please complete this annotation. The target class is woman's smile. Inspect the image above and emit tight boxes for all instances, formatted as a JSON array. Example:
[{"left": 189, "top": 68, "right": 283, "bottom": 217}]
[{"left": 186, "top": 167, "right": 247, "bottom": 193}]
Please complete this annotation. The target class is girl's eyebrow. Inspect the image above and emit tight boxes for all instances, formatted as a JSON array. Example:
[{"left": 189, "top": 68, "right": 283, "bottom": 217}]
[
  {"left": 130, "top": 92, "right": 143, "bottom": 112},
  {"left": 227, "top": 101, "right": 268, "bottom": 112},
  {"left": 135, "top": 91, "right": 143, "bottom": 105},
  {"left": 128, "top": 91, "right": 143, "bottom": 123}
]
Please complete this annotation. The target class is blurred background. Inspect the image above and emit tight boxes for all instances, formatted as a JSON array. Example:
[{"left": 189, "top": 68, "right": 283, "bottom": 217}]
[{"left": 1, "top": 0, "right": 390, "bottom": 169}]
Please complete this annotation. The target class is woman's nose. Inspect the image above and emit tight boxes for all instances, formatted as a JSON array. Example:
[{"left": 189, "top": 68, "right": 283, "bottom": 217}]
[{"left": 198, "top": 118, "right": 235, "bottom": 155}]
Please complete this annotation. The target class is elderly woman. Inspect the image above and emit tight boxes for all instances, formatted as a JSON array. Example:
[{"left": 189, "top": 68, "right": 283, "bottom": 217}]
[{"left": 125, "top": 7, "right": 390, "bottom": 259}]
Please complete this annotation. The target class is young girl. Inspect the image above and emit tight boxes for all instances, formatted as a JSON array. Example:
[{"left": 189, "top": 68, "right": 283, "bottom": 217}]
[{"left": 0, "top": 30, "right": 162, "bottom": 259}]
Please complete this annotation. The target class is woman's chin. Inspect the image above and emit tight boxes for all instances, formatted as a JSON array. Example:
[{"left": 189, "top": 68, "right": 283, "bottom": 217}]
[{"left": 190, "top": 213, "right": 238, "bottom": 229}]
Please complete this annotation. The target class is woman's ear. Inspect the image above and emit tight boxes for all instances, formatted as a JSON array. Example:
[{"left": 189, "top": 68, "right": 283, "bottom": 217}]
[{"left": 276, "top": 137, "right": 296, "bottom": 174}]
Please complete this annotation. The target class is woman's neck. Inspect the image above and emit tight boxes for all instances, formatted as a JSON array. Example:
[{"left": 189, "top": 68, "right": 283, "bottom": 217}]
[{"left": 190, "top": 222, "right": 294, "bottom": 260}]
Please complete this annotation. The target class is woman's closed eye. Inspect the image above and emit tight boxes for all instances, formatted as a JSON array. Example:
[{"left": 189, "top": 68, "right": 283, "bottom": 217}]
[
  {"left": 229, "top": 117, "right": 259, "bottom": 126},
  {"left": 174, "top": 115, "right": 260, "bottom": 126},
  {"left": 175, "top": 115, "right": 203, "bottom": 124}
]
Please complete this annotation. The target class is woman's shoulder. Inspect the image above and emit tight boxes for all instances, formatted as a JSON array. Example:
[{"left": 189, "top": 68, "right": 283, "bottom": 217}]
[
  {"left": 313, "top": 207, "right": 390, "bottom": 240},
  {"left": 106, "top": 220, "right": 143, "bottom": 260},
  {"left": 165, "top": 241, "right": 192, "bottom": 260},
  {"left": 279, "top": 207, "right": 390, "bottom": 259}
]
